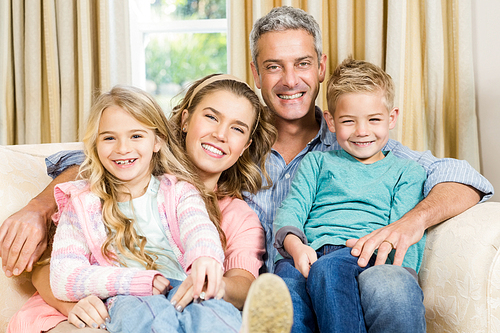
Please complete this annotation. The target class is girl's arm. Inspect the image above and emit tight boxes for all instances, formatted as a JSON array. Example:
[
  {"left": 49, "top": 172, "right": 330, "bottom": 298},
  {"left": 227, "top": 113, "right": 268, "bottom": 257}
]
[{"left": 50, "top": 197, "right": 161, "bottom": 301}]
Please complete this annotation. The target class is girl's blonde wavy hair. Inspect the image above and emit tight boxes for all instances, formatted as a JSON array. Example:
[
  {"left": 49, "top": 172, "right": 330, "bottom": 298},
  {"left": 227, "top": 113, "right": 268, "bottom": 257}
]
[
  {"left": 170, "top": 74, "right": 277, "bottom": 200},
  {"left": 80, "top": 85, "right": 224, "bottom": 270}
]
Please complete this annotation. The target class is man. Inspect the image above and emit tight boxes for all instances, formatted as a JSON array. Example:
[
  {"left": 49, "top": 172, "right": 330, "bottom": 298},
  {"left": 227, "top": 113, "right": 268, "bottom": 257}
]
[
  {"left": 245, "top": 6, "right": 492, "bottom": 332},
  {"left": 0, "top": 5, "right": 493, "bottom": 332}
]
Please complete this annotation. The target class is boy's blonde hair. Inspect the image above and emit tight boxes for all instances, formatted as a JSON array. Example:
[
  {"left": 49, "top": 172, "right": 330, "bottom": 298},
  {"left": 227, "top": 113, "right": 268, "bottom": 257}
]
[
  {"left": 80, "top": 85, "right": 224, "bottom": 270},
  {"left": 170, "top": 74, "right": 277, "bottom": 200},
  {"left": 326, "top": 56, "right": 395, "bottom": 115}
]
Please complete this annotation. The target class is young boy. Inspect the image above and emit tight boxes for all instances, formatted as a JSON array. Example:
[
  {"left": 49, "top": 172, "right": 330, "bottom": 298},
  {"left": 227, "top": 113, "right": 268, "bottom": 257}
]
[{"left": 273, "top": 57, "right": 427, "bottom": 333}]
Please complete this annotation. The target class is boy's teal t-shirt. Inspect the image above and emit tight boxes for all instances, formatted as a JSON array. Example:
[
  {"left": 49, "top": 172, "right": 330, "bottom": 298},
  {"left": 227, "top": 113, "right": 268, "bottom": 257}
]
[{"left": 273, "top": 149, "right": 427, "bottom": 272}]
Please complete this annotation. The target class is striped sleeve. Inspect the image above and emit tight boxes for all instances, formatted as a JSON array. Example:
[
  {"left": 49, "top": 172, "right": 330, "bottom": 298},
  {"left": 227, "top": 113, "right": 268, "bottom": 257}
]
[
  {"left": 385, "top": 139, "right": 494, "bottom": 201},
  {"left": 49, "top": 197, "right": 160, "bottom": 302}
]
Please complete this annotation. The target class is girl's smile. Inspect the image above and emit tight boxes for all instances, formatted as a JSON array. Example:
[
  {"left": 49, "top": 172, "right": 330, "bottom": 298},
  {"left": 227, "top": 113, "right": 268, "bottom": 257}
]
[
  {"left": 182, "top": 90, "right": 255, "bottom": 190},
  {"left": 97, "top": 105, "right": 161, "bottom": 199}
]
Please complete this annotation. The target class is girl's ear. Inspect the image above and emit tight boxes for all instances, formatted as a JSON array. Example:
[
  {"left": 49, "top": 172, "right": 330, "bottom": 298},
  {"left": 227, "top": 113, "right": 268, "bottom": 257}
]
[
  {"left": 323, "top": 110, "right": 336, "bottom": 133},
  {"left": 181, "top": 109, "right": 189, "bottom": 131},
  {"left": 388, "top": 108, "right": 399, "bottom": 130},
  {"left": 153, "top": 136, "right": 162, "bottom": 153}
]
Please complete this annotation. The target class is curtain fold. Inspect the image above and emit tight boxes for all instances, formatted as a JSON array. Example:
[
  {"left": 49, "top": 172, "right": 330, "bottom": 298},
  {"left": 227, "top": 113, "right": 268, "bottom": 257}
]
[
  {"left": 0, "top": 0, "right": 131, "bottom": 145},
  {"left": 231, "top": 0, "right": 480, "bottom": 170}
]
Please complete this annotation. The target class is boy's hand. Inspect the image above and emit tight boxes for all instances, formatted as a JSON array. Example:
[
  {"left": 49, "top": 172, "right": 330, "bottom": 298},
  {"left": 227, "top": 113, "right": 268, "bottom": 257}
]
[
  {"left": 284, "top": 234, "right": 317, "bottom": 278},
  {"left": 292, "top": 244, "right": 317, "bottom": 278}
]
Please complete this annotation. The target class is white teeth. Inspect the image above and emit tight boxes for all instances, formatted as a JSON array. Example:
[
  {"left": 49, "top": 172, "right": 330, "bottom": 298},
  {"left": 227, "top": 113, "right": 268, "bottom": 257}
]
[
  {"left": 115, "top": 159, "right": 136, "bottom": 165},
  {"left": 278, "top": 92, "right": 304, "bottom": 100},
  {"left": 352, "top": 141, "right": 373, "bottom": 146},
  {"left": 202, "top": 144, "right": 224, "bottom": 156}
]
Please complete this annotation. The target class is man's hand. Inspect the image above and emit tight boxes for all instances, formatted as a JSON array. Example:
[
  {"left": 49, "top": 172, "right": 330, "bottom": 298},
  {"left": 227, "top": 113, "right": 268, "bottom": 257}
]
[
  {"left": 0, "top": 165, "right": 79, "bottom": 277},
  {"left": 0, "top": 198, "right": 51, "bottom": 276},
  {"left": 346, "top": 215, "right": 426, "bottom": 267},
  {"left": 346, "top": 182, "right": 482, "bottom": 268}
]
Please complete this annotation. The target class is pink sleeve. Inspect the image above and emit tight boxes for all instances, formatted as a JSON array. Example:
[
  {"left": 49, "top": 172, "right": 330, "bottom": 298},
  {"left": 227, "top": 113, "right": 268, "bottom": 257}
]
[
  {"left": 50, "top": 191, "right": 161, "bottom": 301},
  {"left": 219, "top": 197, "right": 265, "bottom": 278}
]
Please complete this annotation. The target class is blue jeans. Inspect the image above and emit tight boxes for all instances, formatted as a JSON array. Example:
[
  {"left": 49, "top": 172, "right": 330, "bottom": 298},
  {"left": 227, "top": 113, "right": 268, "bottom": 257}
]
[
  {"left": 105, "top": 280, "right": 241, "bottom": 333},
  {"left": 275, "top": 245, "right": 425, "bottom": 333}
]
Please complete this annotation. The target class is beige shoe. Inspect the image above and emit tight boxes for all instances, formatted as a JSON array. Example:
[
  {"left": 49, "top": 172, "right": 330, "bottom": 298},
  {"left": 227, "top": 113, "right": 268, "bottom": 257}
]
[{"left": 241, "top": 273, "right": 293, "bottom": 333}]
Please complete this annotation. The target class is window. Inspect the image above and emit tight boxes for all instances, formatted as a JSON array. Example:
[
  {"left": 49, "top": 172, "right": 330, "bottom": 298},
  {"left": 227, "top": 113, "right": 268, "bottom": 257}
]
[{"left": 129, "top": 0, "right": 228, "bottom": 112}]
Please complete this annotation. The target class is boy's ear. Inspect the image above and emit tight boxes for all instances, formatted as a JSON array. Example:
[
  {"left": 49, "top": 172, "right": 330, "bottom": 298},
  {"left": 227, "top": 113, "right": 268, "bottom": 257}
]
[
  {"left": 323, "top": 110, "right": 336, "bottom": 133},
  {"left": 388, "top": 108, "right": 399, "bottom": 130}
]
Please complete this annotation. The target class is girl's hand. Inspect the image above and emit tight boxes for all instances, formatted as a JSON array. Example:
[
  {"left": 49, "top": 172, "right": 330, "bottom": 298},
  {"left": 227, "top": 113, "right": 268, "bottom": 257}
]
[
  {"left": 152, "top": 274, "right": 171, "bottom": 295},
  {"left": 190, "top": 256, "right": 223, "bottom": 300},
  {"left": 67, "top": 295, "right": 109, "bottom": 330},
  {"left": 170, "top": 274, "right": 226, "bottom": 312}
]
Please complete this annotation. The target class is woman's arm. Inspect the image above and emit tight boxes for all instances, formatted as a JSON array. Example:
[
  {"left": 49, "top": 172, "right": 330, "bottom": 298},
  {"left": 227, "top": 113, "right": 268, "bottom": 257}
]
[{"left": 222, "top": 268, "right": 255, "bottom": 310}]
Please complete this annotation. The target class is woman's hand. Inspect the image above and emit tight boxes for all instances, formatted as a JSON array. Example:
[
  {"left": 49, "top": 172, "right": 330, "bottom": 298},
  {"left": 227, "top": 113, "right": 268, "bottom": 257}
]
[
  {"left": 170, "top": 257, "right": 224, "bottom": 311},
  {"left": 67, "top": 295, "right": 109, "bottom": 330}
]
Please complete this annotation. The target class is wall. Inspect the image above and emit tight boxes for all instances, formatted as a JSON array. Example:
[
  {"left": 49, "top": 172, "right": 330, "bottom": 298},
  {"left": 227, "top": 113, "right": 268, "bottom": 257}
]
[{"left": 472, "top": 1, "right": 500, "bottom": 202}]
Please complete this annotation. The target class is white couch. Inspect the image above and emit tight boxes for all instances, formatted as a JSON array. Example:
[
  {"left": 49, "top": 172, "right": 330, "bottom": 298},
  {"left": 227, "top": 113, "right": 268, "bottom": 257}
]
[{"left": 0, "top": 143, "right": 499, "bottom": 332}]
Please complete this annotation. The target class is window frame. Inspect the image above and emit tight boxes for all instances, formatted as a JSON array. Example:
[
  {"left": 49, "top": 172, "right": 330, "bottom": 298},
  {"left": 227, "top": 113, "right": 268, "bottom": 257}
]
[{"left": 128, "top": 0, "right": 229, "bottom": 92}]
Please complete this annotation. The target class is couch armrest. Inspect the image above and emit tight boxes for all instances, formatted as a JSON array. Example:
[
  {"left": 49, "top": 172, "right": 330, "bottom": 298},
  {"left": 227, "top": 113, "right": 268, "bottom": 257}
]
[{"left": 420, "top": 202, "right": 500, "bottom": 332}]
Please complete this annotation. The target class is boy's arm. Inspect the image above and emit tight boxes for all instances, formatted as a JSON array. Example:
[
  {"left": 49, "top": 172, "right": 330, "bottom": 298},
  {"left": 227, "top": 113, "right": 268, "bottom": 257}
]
[{"left": 0, "top": 165, "right": 79, "bottom": 277}]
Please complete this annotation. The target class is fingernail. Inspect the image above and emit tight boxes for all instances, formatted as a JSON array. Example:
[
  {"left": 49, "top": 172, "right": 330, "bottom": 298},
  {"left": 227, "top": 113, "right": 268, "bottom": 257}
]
[
  {"left": 13, "top": 268, "right": 19, "bottom": 276},
  {"left": 79, "top": 323, "right": 85, "bottom": 328},
  {"left": 175, "top": 305, "right": 183, "bottom": 312},
  {"left": 100, "top": 323, "right": 106, "bottom": 329},
  {"left": 5, "top": 270, "right": 12, "bottom": 277},
  {"left": 359, "top": 258, "right": 366, "bottom": 266},
  {"left": 92, "top": 323, "right": 98, "bottom": 329},
  {"left": 170, "top": 300, "right": 177, "bottom": 307},
  {"left": 105, "top": 317, "right": 110, "bottom": 324}
]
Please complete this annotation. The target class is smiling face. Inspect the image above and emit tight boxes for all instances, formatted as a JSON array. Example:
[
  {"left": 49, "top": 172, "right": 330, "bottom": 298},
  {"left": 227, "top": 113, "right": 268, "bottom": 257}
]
[
  {"left": 97, "top": 105, "right": 161, "bottom": 198},
  {"left": 324, "top": 91, "right": 399, "bottom": 164},
  {"left": 182, "top": 89, "right": 255, "bottom": 190},
  {"left": 251, "top": 29, "right": 327, "bottom": 122}
]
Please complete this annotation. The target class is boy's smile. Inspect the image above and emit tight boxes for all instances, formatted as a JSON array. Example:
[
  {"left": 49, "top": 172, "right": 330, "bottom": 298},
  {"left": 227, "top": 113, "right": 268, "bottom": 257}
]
[{"left": 324, "top": 91, "right": 399, "bottom": 165}]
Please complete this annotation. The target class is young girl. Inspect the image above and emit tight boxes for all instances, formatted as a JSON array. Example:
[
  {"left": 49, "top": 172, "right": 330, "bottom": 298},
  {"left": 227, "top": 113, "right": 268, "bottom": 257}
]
[
  {"left": 8, "top": 75, "right": 292, "bottom": 332},
  {"left": 48, "top": 85, "right": 240, "bottom": 332}
]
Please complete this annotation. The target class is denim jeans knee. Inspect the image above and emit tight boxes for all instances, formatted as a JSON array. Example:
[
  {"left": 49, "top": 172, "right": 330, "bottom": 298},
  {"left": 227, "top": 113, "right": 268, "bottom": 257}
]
[{"left": 358, "top": 265, "right": 426, "bottom": 333}]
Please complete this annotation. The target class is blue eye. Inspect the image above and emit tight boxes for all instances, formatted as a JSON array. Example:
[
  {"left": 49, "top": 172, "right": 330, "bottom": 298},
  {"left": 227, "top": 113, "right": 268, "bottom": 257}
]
[
  {"left": 132, "top": 134, "right": 142, "bottom": 139},
  {"left": 103, "top": 136, "right": 114, "bottom": 141}
]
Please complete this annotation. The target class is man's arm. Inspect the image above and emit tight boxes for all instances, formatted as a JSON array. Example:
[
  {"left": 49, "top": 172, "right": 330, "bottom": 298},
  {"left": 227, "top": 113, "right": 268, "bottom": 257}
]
[
  {"left": 348, "top": 182, "right": 482, "bottom": 267},
  {"left": 0, "top": 165, "right": 79, "bottom": 276}
]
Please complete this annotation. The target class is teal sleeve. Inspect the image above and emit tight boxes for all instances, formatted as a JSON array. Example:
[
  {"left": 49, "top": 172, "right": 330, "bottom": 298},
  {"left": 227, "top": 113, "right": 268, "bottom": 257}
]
[
  {"left": 388, "top": 161, "right": 427, "bottom": 272},
  {"left": 273, "top": 153, "right": 320, "bottom": 239}
]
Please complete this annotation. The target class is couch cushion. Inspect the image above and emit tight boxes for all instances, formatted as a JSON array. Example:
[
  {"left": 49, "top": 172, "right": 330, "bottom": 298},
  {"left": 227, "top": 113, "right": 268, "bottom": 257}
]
[{"left": 0, "top": 143, "right": 81, "bottom": 331}]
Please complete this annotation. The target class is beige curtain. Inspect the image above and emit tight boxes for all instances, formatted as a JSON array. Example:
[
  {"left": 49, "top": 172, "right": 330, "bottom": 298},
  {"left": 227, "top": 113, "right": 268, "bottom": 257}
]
[
  {"left": 230, "top": 0, "right": 480, "bottom": 170},
  {"left": 0, "top": 0, "right": 131, "bottom": 145}
]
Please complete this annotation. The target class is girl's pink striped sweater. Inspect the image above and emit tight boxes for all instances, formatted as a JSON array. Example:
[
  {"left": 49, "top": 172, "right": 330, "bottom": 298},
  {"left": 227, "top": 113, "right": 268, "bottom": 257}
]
[{"left": 49, "top": 173, "right": 225, "bottom": 302}]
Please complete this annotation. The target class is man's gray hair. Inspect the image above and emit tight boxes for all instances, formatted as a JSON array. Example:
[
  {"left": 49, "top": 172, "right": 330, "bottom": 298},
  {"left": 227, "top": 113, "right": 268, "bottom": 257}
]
[{"left": 250, "top": 6, "right": 323, "bottom": 72}]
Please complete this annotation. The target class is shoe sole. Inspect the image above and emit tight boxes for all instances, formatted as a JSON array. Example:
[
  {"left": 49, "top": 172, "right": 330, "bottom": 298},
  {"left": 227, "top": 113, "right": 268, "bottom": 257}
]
[{"left": 241, "top": 273, "right": 293, "bottom": 333}]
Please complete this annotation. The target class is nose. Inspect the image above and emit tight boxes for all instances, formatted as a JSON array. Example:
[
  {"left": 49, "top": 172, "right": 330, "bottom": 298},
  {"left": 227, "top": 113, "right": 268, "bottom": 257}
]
[
  {"left": 116, "top": 139, "right": 132, "bottom": 154},
  {"left": 212, "top": 125, "right": 227, "bottom": 142},
  {"left": 282, "top": 65, "right": 299, "bottom": 88},
  {"left": 354, "top": 122, "right": 369, "bottom": 136}
]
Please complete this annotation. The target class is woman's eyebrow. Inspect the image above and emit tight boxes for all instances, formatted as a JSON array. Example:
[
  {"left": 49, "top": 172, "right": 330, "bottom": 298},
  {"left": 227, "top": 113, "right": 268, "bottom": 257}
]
[{"left": 204, "top": 107, "right": 250, "bottom": 129}]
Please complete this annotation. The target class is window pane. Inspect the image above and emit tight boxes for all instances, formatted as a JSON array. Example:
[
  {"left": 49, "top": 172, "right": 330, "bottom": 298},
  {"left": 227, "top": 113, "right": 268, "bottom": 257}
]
[
  {"left": 149, "top": 0, "right": 226, "bottom": 22},
  {"left": 145, "top": 32, "right": 227, "bottom": 112}
]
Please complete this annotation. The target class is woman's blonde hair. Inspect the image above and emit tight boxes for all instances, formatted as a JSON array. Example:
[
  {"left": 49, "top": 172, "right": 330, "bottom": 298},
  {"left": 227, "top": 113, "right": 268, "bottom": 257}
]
[
  {"left": 80, "top": 85, "right": 224, "bottom": 270},
  {"left": 170, "top": 74, "right": 277, "bottom": 200}
]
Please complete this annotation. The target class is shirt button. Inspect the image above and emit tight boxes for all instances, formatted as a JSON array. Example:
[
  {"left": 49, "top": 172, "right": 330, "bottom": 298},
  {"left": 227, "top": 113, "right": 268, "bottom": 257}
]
[{"left": 285, "top": 173, "right": 290, "bottom": 179}]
